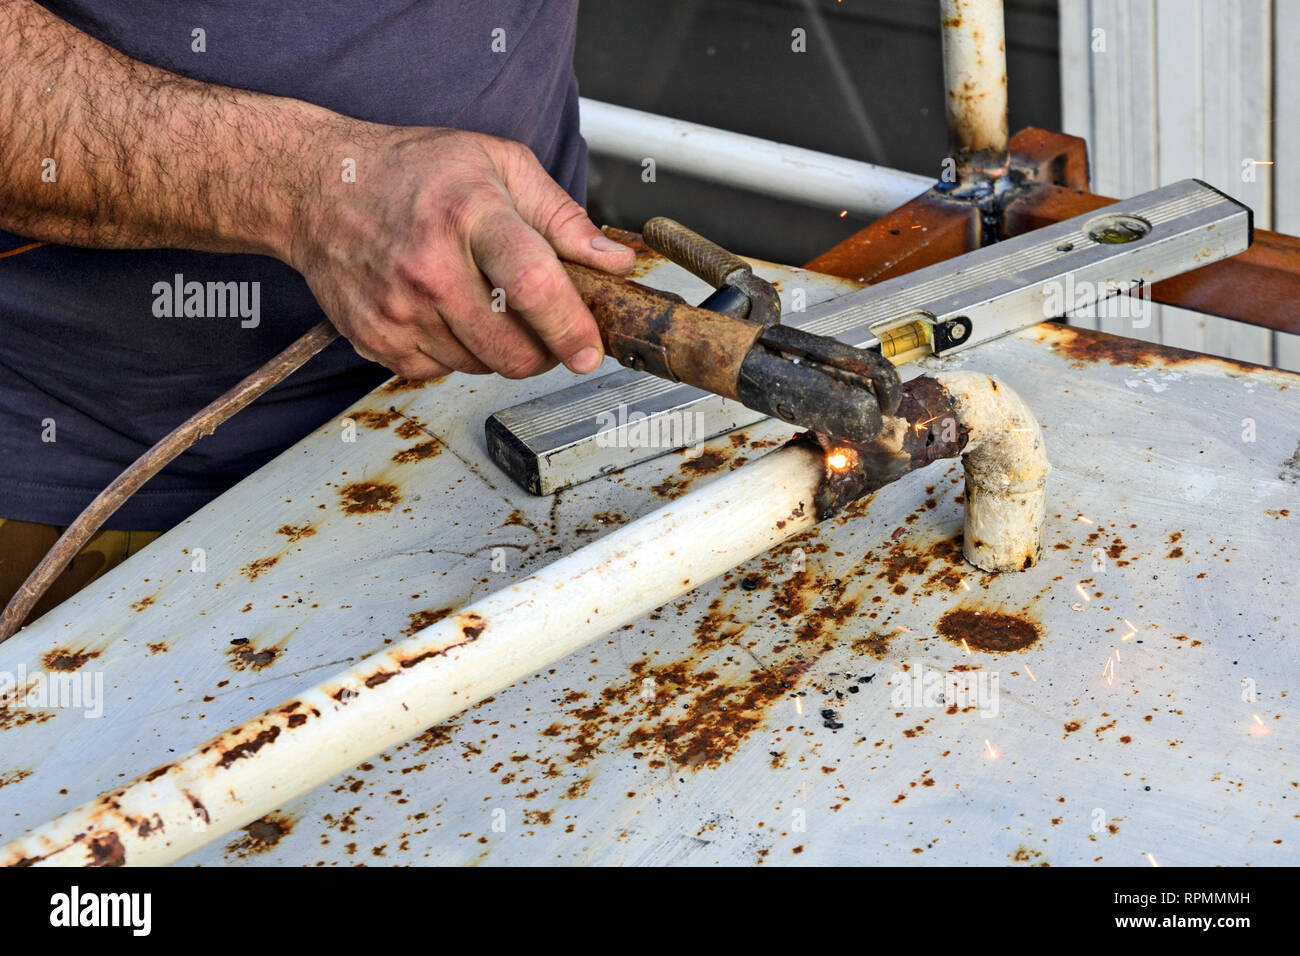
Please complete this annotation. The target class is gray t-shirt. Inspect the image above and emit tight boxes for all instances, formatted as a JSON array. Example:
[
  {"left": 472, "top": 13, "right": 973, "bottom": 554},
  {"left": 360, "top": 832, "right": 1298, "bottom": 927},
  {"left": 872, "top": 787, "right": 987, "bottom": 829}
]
[{"left": 0, "top": 1, "right": 586, "bottom": 527}]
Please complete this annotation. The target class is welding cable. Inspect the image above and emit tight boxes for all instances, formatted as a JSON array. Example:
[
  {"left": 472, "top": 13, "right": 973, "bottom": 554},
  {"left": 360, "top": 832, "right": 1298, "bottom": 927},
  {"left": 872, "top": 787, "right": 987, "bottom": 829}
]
[{"left": 0, "top": 320, "right": 338, "bottom": 641}]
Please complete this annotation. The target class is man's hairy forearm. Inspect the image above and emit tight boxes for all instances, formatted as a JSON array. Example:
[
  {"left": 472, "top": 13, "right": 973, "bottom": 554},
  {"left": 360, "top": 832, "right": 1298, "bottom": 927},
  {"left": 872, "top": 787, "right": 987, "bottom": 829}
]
[{"left": 0, "top": 0, "right": 366, "bottom": 260}]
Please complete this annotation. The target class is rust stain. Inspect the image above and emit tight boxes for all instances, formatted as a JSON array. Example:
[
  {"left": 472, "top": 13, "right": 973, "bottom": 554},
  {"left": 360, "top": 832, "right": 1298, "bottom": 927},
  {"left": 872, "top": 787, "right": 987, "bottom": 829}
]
[
  {"left": 1036, "top": 323, "right": 1271, "bottom": 374},
  {"left": 146, "top": 641, "right": 168, "bottom": 655},
  {"left": 225, "top": 637, "right": 283, "bottom": 672},
  {"left": 0, "top": 768, "right": 32, "bottom": 789},
  {"left": 391, "top": 439, "right": 441, "bottom": 464},
  {"left": 224, "top": 812, "right": 297, "bottom": 858},
  {"left": 240, "top": 554, "right": 280, "bottom": 581},
  {"left": 129, "top": 594, "right": 155, "bottom": 613},
  {"left": 546, "top": 630, "right": 829, "bottom": 775},
  {"left": 0, "top": 693, "right": 54, "bottom": 731},
  {"left": 1011, "top": 845, "right": 1050, "bottom": 866},
  {"left": 380, "top": 374, "right": 445, "bottom": 393},
  {"left": 86, "top": 833, "right": 126, "bottom": 867},
  {"left": 394, "top": 419, "right": 424, "bottom": 440},
  {"left": 937, "top": 608, "right": 1040, "bottom": 653},
  {"left": 625, "top": 655, "right": 823, "bottom": 769},
  {"left": 339, "top": 481, "right": 401, "bottom": 514},
  {"left": 349, "top": 408, "right": 401, "bottom": 429},
  {"left": 680, "top": 450, "right": 729, "bottom": 475},
  {"left": 403, "top": 606, "right": 455, "bottom": 636},
  {"left": 851, "top": 632, "right": 894, "bottom": 658},
  {"left": 41, "top": 647, "right": 101, "bottom": 672},
  {"left": 276, "top": 523, "right": 316, "bottom": 543},
  {"left": 650, "top": 474, "right": 690, "bottom": 500},
  {"left": 217, "top": 725, "right": 282, "bottom": 769}
]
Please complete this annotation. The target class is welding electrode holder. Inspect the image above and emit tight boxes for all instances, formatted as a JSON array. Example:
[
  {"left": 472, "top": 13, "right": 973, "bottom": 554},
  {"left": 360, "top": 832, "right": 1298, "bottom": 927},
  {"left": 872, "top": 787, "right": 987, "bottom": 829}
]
[{"left": 561, "top": 258, "right": 901, "bottom": 444}]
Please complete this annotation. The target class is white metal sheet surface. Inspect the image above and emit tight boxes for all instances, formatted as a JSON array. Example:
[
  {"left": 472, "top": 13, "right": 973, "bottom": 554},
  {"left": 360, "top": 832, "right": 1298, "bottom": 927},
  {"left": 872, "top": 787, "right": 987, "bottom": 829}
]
[{"left": 1, "top": 253, "right": 1296, "bottom": 866}]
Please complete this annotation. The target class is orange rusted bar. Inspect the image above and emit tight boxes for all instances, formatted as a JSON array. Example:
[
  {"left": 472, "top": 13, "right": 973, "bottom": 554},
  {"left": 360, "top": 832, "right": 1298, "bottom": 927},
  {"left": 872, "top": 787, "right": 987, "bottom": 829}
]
[
  {"left": 806, "top": 124, "right": 1300, "bottom": 338},
  {"left": 803, "top": 193, "right": 980, "bottom": 282}
]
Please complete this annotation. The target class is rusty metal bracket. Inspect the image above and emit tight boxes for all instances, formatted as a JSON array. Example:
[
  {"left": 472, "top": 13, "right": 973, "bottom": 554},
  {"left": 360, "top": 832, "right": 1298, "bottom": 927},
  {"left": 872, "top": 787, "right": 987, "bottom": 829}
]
[
  {"left": 804, "top": 376, "right": 968, "bottom": 521},
  {"left": 806, "top": 123, "right": 1299, "bottom": 338}
]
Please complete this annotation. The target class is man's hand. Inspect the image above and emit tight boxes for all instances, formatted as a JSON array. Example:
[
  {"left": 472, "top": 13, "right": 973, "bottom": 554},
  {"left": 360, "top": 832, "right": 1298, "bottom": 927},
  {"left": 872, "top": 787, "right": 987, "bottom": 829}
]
[{"left": 290, "top": 127, "right": 634, "bottom": 380}]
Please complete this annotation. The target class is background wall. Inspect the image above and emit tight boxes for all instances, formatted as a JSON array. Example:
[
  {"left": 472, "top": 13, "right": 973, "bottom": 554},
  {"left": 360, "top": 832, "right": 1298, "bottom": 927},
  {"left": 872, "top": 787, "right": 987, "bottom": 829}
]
[{"left": 1060, "top": 0, "right": 1296, "bottom": 369}]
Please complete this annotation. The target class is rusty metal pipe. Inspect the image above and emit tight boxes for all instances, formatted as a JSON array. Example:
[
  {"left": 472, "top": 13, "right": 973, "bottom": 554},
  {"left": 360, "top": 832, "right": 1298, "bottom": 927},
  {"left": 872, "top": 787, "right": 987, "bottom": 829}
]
[{"left": 940, "top": 0, "right": 1010, "bottom": 184}]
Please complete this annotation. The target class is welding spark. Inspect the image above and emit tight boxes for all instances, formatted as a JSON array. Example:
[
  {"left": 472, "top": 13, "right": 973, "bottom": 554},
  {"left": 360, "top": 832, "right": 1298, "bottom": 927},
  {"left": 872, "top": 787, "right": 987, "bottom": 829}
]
[
  {"left": 1123, "top": 618, "right": 1137, "bottom": 631},
  {"left": 895, "top": 624, "right": 913, "bottom": 633},
  {"left": 1076, "top": 514, "right": 1093, "bottom": 524},
  {"left": 1146, "top": 852, "right": 1159, "bottom": 867},
  {"left": 911, "top": 413, "right": 943, "bottom": 435},
  {"left": 959, "top": 577, "right": 971, "bottom": 592},
  {"left": 839, "top": 209, "right": 848, "bottom": 218},
  {"left": 1253, "top": 714, "right": 1264, "bottom": 725},
  {"left": 1114, "top": 648, "right": 1122, "bottom": 662},
  {"left": 984, "top": 739, "right": 997, "bottom": 759},
  {"left": 794, "top": 696, "right": 803, "bottom": 716},
  {"left": 1121, "top": 630, "right": 1136, "bottom": 641},
  {"left": 1075, "top": 583, "right": 1091, "bottom": 602},
  {"left": 961, "top": 638, "right": 972, "bottom": 656},
  {"left": 1024, "top": 664, "right": 1037, "bottom": 682}
]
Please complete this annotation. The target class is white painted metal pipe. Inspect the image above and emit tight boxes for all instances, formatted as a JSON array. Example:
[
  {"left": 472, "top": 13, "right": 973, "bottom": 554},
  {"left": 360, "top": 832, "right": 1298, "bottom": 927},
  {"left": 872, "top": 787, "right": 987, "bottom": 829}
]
[
  {"left": 935, "top": 372, "right": 1050, "bottom": 571},
  {"left": 938, "top": 0, "right": 1010, "bottom": 177},
  {"left": 1, "top": 441, "right": 826, "bottom": 867},
  {"left": 579, "top": 98, "right": 932, "bottom": 218},
  {"left": 1, "top": 374, "right": 1048, "bottom": 866}
]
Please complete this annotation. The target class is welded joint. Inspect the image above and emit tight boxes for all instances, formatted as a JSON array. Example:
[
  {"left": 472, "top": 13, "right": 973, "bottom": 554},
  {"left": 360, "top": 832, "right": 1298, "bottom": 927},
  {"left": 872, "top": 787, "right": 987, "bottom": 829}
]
[{"left": 810, "top": 371, "right": 1050, "bottom": 573}]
